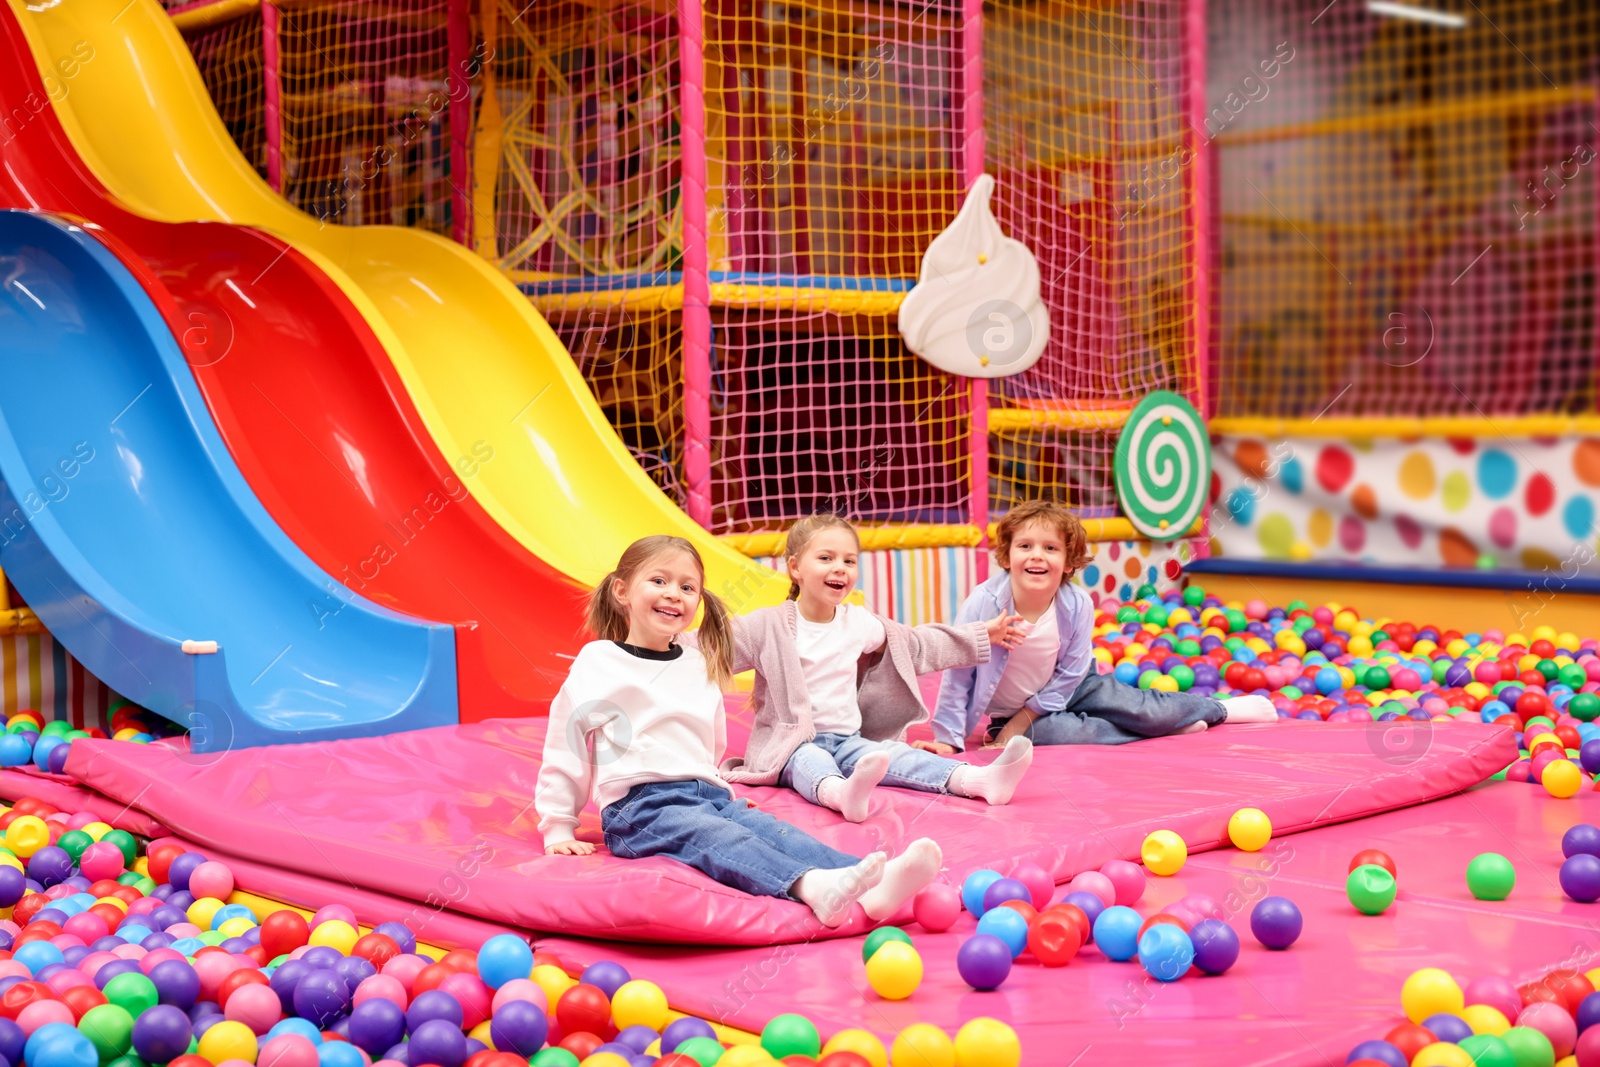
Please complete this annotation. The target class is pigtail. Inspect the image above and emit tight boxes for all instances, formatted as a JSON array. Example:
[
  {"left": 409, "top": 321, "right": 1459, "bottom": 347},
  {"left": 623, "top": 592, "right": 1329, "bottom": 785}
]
[
  {"left": 695, "top": 589, "right": 736, "bottom": 690},
  {"left": 585, "top": 570, "right": 629, "bottom": 641}
]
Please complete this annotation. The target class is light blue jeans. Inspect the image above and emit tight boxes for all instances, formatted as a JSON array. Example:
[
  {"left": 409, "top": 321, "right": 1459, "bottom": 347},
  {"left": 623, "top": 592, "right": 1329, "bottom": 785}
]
[
  {"left": 988, "top": 670, "right": 1226, "bottom": 746},
  {"left": 780, "top": 731, "right": 959, "bottom": 804}
]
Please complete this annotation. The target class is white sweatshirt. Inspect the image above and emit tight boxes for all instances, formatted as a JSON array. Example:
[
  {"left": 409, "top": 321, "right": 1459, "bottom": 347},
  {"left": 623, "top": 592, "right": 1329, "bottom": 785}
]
[{"left": 536, "top": 640, "right": 730, "bottom": 848}]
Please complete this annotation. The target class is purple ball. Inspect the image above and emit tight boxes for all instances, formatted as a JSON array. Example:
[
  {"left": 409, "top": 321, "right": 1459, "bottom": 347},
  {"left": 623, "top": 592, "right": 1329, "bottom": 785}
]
[
  {"left": 408, "top": 1019, "right": 466, "bottom": 1067},
  {"left": 1581, "top": 742, "right": 1600, "bottom": 775},
  {"left": 1564, "top": 823, "right": 1600, "bottom": 859},
  {"left": 131, "top": 1004, "right": 193, "bottom": 1064},
  {"left": 1561, "top": 854, "right": 1600, "bottom": 903},
  {"left": 32, "top": 909, "right": 68, "bottom": 927},
  {"left": 46, "top": 744, "right": 68, "bottom": 774},
  {"left": 25, "top": 848, "right": 73, "bottom": 888},
  {"left": 166, "top": 891, "right": 195, "bottom": 912},
  {"left": 1250, "top": 896, "right": 1303, "bottom": 950},
  {"left": 62, "top": 877, "right": 90, "bottom": 892},
  {"left": 333, "top": 956, "right": 376, "bottom": 995},
  {"left": 371, "top": 923, "right": 416, "bottom": 955},
  {"left": 405, "top": 990, "right": 464, "bottom": 1033},
  {"left": 140, "top": 933, "right": 176, "bottom": 952},
  {"left": 615, "top": 1026, "right": 659, "bottom": 1053},
  {"left": 187, "top": 1002, "right": 222, "bottom": 1024},
  {"left": 301, "top": 946, "right": 343, "bottom": 968},
  {"left": 463, "top": 1039, "right": 486, "bottom": 1059},
  {"left": 1345, "top": 1039, "right": 1408, "bottom": 1067},
  {"left": 0, "top": 1019, "right": 20, "bottom": 1067},
  {"left": 269, "top": 959, "right": 310, "bottom": 1012},
  {"left": 151, "top": 906, "right": 189, "bottom": 931},
  {"left": 1578, "top": 991, "right": 1600, "bottom": 1033},
  {"left": 220, "top": 938, "right": 252, "bottom": 955},
  {"left": 1444, "top": 664, "right": 1472, "bottom": 687},
  {"left": 94, "top": 960, "right": 143, "bottom": 989},
  {"left": 382, "top": 1043, "right": 411, "bottom": 1066},
  {"left": 660, "top": 1018, "right": 716, "bottom": 1054},
  {"left": 33, "top": 964, "right": 68, "bottom": 983},
  {"left": 192, "top": 1015, "right": 224, "bottom": 1040},
  {"left": 488, "top": 999, "right": 548, "bottom": 1057},
  {"left": 149, "top": 959, "right": 200, "bottom": 1010},
  {"left": 956, "top": 933, "right": 1012, "bottom": 991},
  {"left": 292, "top": 968, "right": 350, "bottom": 1028},
  {"left": 630, "top": 1057, "right": 653, "bottom": 1067},
  {"left": 1421, "top": 1013, "right": 1471, "bottom": 1044},
  {"left": 0, "top": 868, "right": 23, "bottom": 909},
  {"left": 150, "top": 884, "right": 175, "bottom": 902},
  {"left": 88, "top": 936, "right": 124, "bottom": 955},
  {"left": 327, "top": 1017, "right": 351, "bottom": 1041},
  {"left": 347, "top": 997, "right": 406, "bottom": 1055},
  {"left": 1062, "top": 890, "right": 1105, "bottom": 932},
  {"left": 62, "top": 947, "right": 91, "bottom": 969},
  {"left": 580, "top": 961, "right": 630, "bottom": 999},
  {"left": 981, "top": 878, "right": 1031, "bottom": 914},
  {"left": 166, "top": 853, "right": 207, "bottom": 893}
]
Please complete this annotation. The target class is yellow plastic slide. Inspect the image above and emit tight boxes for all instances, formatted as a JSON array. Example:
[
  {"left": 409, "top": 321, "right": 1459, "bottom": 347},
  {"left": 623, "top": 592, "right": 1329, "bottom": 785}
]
[{"left": 10, "top": 0, "right": 784, "bottom": 612}]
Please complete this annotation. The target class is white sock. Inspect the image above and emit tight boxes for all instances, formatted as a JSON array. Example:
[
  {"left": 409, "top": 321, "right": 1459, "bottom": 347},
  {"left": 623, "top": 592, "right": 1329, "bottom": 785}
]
[
  {"left": 815, "top": 751, "right": 890, "bottom": 823},
  {"left": 1177, "top": 720, "right": 1208, "bottom": 735},
  {"left": 1222, "top": 695, "right": 1277, "bottom": 723},
  {"left": 793, "top": 852, "right": 884, "bottom": 927},
  {"left": 948, "top": 736, "right": 1033, "bottom": 805},
  {"left": 859, "top": 838, "right": 942, "bottom": 922}
]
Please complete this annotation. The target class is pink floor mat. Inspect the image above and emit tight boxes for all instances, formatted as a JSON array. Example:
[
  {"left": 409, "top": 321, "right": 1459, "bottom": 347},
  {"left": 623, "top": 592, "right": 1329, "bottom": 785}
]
[
  {"left": 63, "top": 716, "right": 1513, "bottom": 946},
  {"left": 542, "top": 781, "right": 1595, "bottom": 1067}
]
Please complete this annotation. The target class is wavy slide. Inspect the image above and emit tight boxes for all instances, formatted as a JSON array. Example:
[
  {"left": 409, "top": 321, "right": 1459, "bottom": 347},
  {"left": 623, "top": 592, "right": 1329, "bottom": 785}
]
[
  {"left": 8, "top": 0, "right": 787, "bottom": 616},
  {"left": 0, "top": 210, "right": 458, "bottom": 749}
]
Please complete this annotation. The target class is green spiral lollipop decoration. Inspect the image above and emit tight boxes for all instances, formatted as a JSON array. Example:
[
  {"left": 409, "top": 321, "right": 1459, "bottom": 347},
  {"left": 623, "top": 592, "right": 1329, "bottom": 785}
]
[{"left": 1113, "top": 390, "right": 1210, "bottom": 540}]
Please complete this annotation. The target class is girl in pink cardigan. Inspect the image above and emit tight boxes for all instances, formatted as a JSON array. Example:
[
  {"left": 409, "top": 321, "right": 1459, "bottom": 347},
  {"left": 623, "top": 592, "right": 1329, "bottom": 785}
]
[{"left": 722, "top": 515, "right": 1034, "bottom": 822}]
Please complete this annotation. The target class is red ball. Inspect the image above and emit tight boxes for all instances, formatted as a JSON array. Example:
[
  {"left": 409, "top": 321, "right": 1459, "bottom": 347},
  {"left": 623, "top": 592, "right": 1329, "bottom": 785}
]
[
  {"left": 86, "top": 880, "right": 122, "bottom": 899},
  {"left": 12, "top": 894, "right": 48, "bottom": 925},
  {"left": 1519, "top": 981, "right": 1563, "bottom": 1010},
  {"left": 1557, "top": 725, "right": 1583, "bottom": 750},
  {"left": 1348, "top": 850, "right": 1397, "bottom": 878},
  {"left": 654, "top": 1057, "right": 700, "bottom": 1067},
  {"left": 147, "top": 843, "right": 186, "bottom": 886},
  {"left": 109, "top": 886, "right": 142, "bottom": 906},
  {"left": 997, "top": 900, "right": 1037, "bottom": 924},
  {"left": 1138, "top": 913, "right": 1190, "bottom": 937},
  {"left": 244, "top": 945, "right": 269, "bottom": 968},
  {"left": 217, "top": 967, "right": 270, "bottom": 1009},
  {"left": 531, "top": 952, "right": 563, "bottom": 970},
  {"left": 89, "top": 903, "right": 126, "bottom": 930},
  {"left": 464, "top": 1052, "right": 498, "bottom": 1067},
  {"left": 1517, "top": 692, "right": 1552, "bottom": 720},
  {"left": 440, "top": 949, "right": 479, "bottom": 973},
  {"left": 557, "top": 1032, "right": 603, "bottom": 1060},
  {"left": 819, "top": 1054, "right": 873, "bottom": 1067},
  {"left": 555, "top": 983, "right": 612, "bottom": 1040},
  {"left": 1542, "top": 969, "right": 1594, "bottom": 1015},
  {"left": 410, "top": 963, "right": 456, "bottom": 998},
  {"left": 0, "top": 981, "right": 56, "bottom": 1020},
  {"left": 1384, "top": 1023, "right": 1436, "bottom": 1061},
  {"left": 479, "top": 1054, "right": 527, "bottom": 1067},
  {"left": 15, "top": 922, "right": 63, "bottom": 946},
  {"left": 11, "top": 798, "right": 55, "bottom": 818},
  {"left": 59, "top": 985, "right": 107, "bottom": 1021},
  {"left": 1240, "top": 668, "right": 1268, "bottom": 692},
  {"left": 1027, "top": 913, "right": 1082, "bottom": 967},
  {"left": 1041, "top": 902, "right": 1091, "bottom": 945},
  {"left": 351, "top": 933, "right": 402, "bottom": 969},
  {"left": 170, "top": 1056, "right": 213, "bottom": 1067},
  {"left": 259, "top": 910, "right": 310, "bottom": 960}
]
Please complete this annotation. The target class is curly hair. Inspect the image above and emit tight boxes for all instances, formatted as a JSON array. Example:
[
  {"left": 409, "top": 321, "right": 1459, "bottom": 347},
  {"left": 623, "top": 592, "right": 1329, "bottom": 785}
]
[{"left": 993, "top": 501, "right": 1091, "bottom": 582}]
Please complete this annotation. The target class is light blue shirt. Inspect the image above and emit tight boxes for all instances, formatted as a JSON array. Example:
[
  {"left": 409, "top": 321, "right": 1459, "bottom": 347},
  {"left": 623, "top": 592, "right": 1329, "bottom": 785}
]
[{"left": 931, "top": 571, "right": 1096, "bottom": 749}]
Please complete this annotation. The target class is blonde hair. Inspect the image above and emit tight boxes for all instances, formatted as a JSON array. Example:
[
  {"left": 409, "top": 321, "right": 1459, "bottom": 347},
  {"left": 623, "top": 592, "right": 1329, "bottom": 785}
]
[
  {"left": 782, "top": 513, "right": 861, "bottom": 600},
  {"left": 993, "top": 500, "right": 1091, "bottom": 582},
  {"left": 587, "top": 535, "right": 735, "bottom": 688}
]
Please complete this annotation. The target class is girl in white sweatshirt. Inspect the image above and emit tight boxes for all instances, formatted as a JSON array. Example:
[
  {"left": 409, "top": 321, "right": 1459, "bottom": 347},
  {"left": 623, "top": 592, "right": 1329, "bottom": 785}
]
[{"left": 536, "top": 535, "right": 942, "bottom": 927}]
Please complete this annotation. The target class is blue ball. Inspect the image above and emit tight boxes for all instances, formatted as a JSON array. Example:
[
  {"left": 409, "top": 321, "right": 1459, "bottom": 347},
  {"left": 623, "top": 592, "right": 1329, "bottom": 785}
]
[
  {"left": 1091, "top": 905, "right": 1142, "bottom": 961},
  {"left": 1420, "top": 1013, "right": 1471, "bottom": 1044},
  {"left": 476, "top": 933, "right": 534, "bottom": 990},
  {"left": 12, "top": 940, "right": 63, "bottom": 976},
  {"left": 266, "top": 1019, "right": 324, "bottom": 1046},
  {"left": 1136, "top": 924, "right": 1195, "bottom": 982},
  {"left": 0, "top": 735, "right": 31, "bottom": 768},
  {"left": 30, "top": 735, "right": 64, "bottom": 772},
  {"left": 1345, "top": 1039, "right": 1408, "bottom": 1067},
  {"left": 1114, "top": 663, "right": 1141, "bottom": 685},
  {"left": 974, "top": 906, "right": 1029, "bottom": 958},
  {"left": 1315, "top": 668, "right": 1342, "bottom": 695},
  {"left": 319, "top": 1043, "right": 367, "bottom": 1067},
  {"left": 24, "top": 1024, "right": 96, "bottom": 1067},
  {"left": 961, "top": 869, "right": 1003, "bottom": 916},
  {"left": 1188, "top": 918, "right": 1240, "bottom": 975}
]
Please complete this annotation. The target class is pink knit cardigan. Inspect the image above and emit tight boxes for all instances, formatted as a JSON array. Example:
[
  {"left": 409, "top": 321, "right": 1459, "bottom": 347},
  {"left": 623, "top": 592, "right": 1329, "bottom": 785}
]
[{"left": 720, "top": 600, "right": 991, "bottom": 785}]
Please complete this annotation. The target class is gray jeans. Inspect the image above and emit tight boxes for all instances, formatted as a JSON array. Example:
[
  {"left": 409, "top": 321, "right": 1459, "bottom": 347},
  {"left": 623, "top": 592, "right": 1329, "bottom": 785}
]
[{"left": 988, "top": 670, "right": 1226, "bottom": 746}]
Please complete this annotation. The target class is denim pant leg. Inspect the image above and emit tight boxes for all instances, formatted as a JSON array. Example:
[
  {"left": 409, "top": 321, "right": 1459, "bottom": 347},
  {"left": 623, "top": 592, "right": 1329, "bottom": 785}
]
[
  {"left": 829, "top": 732, "right": 958, "bottom": 794},
  {"left": 603, "top": 780, "right": 858, "bottom": 899},
  {"left": 1060, "top": 671, "right": 1226, "bottom": 736},
  {"left": 779, "top": 740, "right": 848, "bottom": 805}
]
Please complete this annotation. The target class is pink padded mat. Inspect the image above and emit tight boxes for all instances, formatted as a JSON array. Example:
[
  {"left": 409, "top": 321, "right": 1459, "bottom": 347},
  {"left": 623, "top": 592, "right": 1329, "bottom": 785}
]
[{"left": 64, "top": 716, "right": 1513, "bottom": 945}]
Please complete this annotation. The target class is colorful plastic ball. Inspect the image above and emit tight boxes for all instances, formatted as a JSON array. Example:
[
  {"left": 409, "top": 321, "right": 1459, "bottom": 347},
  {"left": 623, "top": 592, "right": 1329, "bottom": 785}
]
[
  {"left": 1091, "top": 906, "right": 1142, "bottom": 961},
  {"left": 1141, "top": 830, "right": 1187, "bottom": 876},
  {"left": 1564, "top": 825, "right": 1600, "bottom": 859},
  {"left": 1402, "top": 968, "right": 1465, "bottom": 1023},
  {"left": 1420, "top": 1013, "right": 1473, "bottom": 1045},
  {"left": 759, "top": 1014, "right": 819, "bottom": 1060},
  {"left": 960, "top": 871, "right": 1002, "bottom": 917},
  {"left": 347, "top": 998, "right": 406, "bottom": 1056},
  {"left": 6, "top": 816, "right": 49, "bottom": 859},
  {"left": 1136, "top": 924, "right": 1195, "bottom": 982},
  {"left": 672, "top": 1036, "right": 726, "bottom": 1067},
  {"left": 952, "top": 1018, "right": 1020, "bottom": 1067},
  {"left": 820, "top": 1028, "right": 886, "bottom": 1067},
  {"left": 1228, "top": 808, "right": 1272, "bottom": 852},
  {"left": 488, "top": 999, "right": 548, "bottom": 1058},
  {"left": 1349, "top": 850, "right": 1398, "bottom": 878},
  {"left": 307, "top": 920, "right": 358, "bottom": 956},
  {"left": 1409, "top": 1041, "right": 1474, "bottom": 1067},
  {"left": 661, "top": 1018, "right": 715, "bottom": 1054},
  {"left": 1463, "top": 976, "right": 1522, "bottom": 1028},
  {"left": 1466, "top": 853, "right": 1517, "bottom": 901},
  {"left": 911, "top": 885, "right": 961, "bottom": 933},
  {"left": 1517, "top": 1002, "right": 1577, "bottom": 1058},
  {"left": 1025, "top": 912, "right": 1081, "bottom": 968},
  {"left": 475, "top": 936, "right": 533, "bottom": 991},
  {"left": 555, "top": 984, "right": 611, "bottom": 1040},
  {"left": 1098, "top": 860, "right": 1145, "bottom": 906},
  {"left": 864, "top": 942, "right": 922, "bottom": 1001},
  {"left": 979, "top": 878, "right": 1030, "bottom": 915},
  {"left": 1249, "top": 897, "right": 1302, "bottom": 950},
  {"left": 1456, "top": 1034, "right": 1515, "bottom": 1067},
  {"left": 130, "top": 1004, "right": 192, "bottom": 1064},
  {"left": 260, "top": 1034, "right": 321, "bottom": 1067},
  {"left": 974, "top": 907, "right": 1028, "bottom": 958},
  {"left": 862, "top": 927, "right": 913, "bottom": 964},
  {"left": 955, "top": 935, "right": 1012, "bottom": 991},
  {"left": 102, "top": 972, "right": 157, "bottom": 1017},
  {"left": 1346, "top": 865, "right": 1397, "bottom": 915},
  {"left": 1189, "top": 919, "right": 1240, "bottom": 975},
  {"left": 1562, "top": 854, "right": 1600, "bottom": 903},
  {"left": 25, "top": 1023, "right": 97, "bottom": 1067},
  {"left": 1346, "top": 1040, "right": 1408, "bottom": 1067},
  {"left": 1008, "top": 863, "right": 1053, "bottom": 910},
  {"left": 78, "top": 1002, "right": 134, "bottom": 1061},
  {"left": 609, "top": 980, "right": 667, "bottom": 1032},
  {"left": 1065, "top": 871, "right": 1115, "bottom": 910},
  {"left": 890, "top": 1024, "right": 953, "bottom": 1067},
  {"left": 1499, "top": 1026, "right": 1557, "bottom": 1067},
  {"left": 1545, "top": 759, "right": 1584, "bottom": 798},
  {"left": 530, "top": 1051, "right": 581, "bottom": 1067},
  {"left": 438, "top": 972, "right": 493, "bottom": 1030},
  {"left": 578, "top": 962, "right": 629, "bottom": 1000},
  {"left": 225, "top": 982, "right": 283, "bottom": 1035},
  {"left": 198, "top": 1019, "right": 259, "bottom": 1065},
  {"left": 410, "top": 1019, "right": 468, "bottom": 1067}
]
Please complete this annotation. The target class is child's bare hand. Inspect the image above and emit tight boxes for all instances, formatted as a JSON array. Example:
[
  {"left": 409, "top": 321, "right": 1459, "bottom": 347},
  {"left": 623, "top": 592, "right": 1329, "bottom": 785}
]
[
  {"left": 985, "top": 612, "right": 1027, "bottom": 650},
  {"left": 912, "top": 739, "right": 958, "bottom": 755},
  {"left": 545, "top": 841, "right": 596, "bottom": 856}
]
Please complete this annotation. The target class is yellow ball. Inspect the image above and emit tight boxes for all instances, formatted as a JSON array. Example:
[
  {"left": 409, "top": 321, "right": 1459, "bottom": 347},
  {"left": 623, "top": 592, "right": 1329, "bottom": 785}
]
[
  {"left": 953, "top": 1018, "right": 1021, "bottom": 1067},
  {"left": 82, "top": 822, "right": 113, "bottom": 842},
  {"left": 197, "top": 1019, "right": 259, "bottom": 1064},
  {"left": 717, "top": 1047, "right": 779, "bottom": 1067},
  {"left": 865, "top": 941, "right": 923, "bottom": 1001},
  {"left": 531, "top": 964, "right": 576, "bottom": 1005},
  {"left": 1457, "top": 1004, "right": 1510, "bottom": 1035},
  {"left": 578, "top": 1055, "right": 632, "bottom": 1067},
  {"left": 133, "top": 857, "right": 150, "bottom": 877},
  {"left": 1141, "top": 829, "right": 1187, "bottom": 876},
  {"left": 1543, "top": 759, "right": 1583, "bottom": 798},
  {"left": 1527, "top": 732, "right": 1562, "bottom": 751},
  {"left": 1149, "top": 675, "right": 1180, "bottom": 693},
  {"left": 1401, "top": 968, "right": 1463, "bottom": 1023},
  {"left": 186, "top": 897, "right": 225, "bottom": 931},
  {"left": 1410, "top": 1041, "right": 1474, "bottom": 1067},
  {"left": 0, "top": 853, "right": 23, "bottom": 874},
  {"left": 1533, "top": 624, "right": 1557, "bottom": 642},
  {"left": 892, "top": 1024, "right": 954, "bottom": 1067},
  {"left": 1228, "top": 808, "right": 1272, "bottom": 852},
  {"left": 4, "top": 816, "right": 48, "bottom": 859},
  {"left": 1347, "top": 636, "right": 1374, "bottom": 658},
  {"left": 112, "top": 728, "right": 141, "bottom": 742},
  {"left": 1558, "top": 632, "right": 1580, "bottom": 651},
  {"left": 822, "top": 1029, "right": 888, "bottom": 1067},
  {"left": 468, "top": 1021, "right": 495, "bottom": 1049},
  {"left": 1588, "top": 966, "right": 1600, "bottom": 991},
  {"left": 96, "top": 895, "right": 128, "bottom": 913},
  {"left": 217, "top": 917, "right": 256, "bottom": 939},
  {"left": 309, "top": 919, "right": 359, "bottom": 954},
  {"left": 611, "top": 980, "right": 669, "bottom": 1031}
]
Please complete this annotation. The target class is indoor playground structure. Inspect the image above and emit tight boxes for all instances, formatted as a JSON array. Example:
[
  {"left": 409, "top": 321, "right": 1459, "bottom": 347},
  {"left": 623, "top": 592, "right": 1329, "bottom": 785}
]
[{"left": 0, "top": 0, "right": 1598, "bottom": 1063}]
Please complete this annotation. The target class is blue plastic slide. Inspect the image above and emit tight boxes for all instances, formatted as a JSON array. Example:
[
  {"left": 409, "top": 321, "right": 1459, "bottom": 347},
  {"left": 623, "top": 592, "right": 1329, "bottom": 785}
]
[{"left": 0, "top": 210, "right": 458, "bottom": 751}]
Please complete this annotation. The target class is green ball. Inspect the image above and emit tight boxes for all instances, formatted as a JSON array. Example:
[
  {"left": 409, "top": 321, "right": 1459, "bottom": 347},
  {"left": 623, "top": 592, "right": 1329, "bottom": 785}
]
[
  {"left": 673, "top": 1037, "right": 726, "bottom": 1067},
  {"left": 1476, "top": 553, "right": 1497, "bottom": 569},
  {"left": 1168, "top": 664, "right": 1196, "bottom": 691},
  {"left": 1224, "top": 609, "right": 1248, "bottom": 633},
  {"left": 1175, "top": 639, "right": 1201, "bottom": 657},
  {"left": 1345, "top": 864, "right": 1396, "bottom": 915},
  {"left": 102, "top": 972, "right": 158, "bottom": 1016},
  {"left": 1431, "top": 660, "right": 1452, "bottom": 683},
  {"left": 1498, "top": 1026, "right": 1556, "bottom": 1067},
  {"left": 1279, "top": 685, "right": 1303, "bottom": 699},
  {"left": 1457, "top": 1034, "right": 1515, "bottom": 1067},
  {"left": 862, "top": 926, "right": 913, "bottom": 963},
  {"left": 1559, "top": 663, "right": 1588, "bottom": 689},
  {"left": 101, "top": 830, "right": 138, "bottom": 867},
  {"left": 1466, "top": 853, "right": 1516, "bottom": 901},
  {"left": 41, "top": 720, "right": 73, "bottom": 737},
  {"left": 1292, "top": 616, "right": 1314, "bottom": 634},
  {"left": 1571, "top": 693, "right": 1600, "bottom": 722},
  {"left": 1536, "top": 659, "right": 1560, "bottom": 681},
  {"left": 1136, "top": 583, "right": 1158, "bottom": 600},
  {"left": 761, "top": 1013, "right": 821, "bottom": 1060},
  {"left": 198, "top": 931, "right": 227, "bottom": 946},
  {"left": 79, "top": 1003, "right": 134, "bottom": 1061},
  {"left": 1370, "top": 630, "right": 1390, "bottom": 647},
  {"left": 106, "top": 1056, "right": 150, "bottom": 1067},
  {"left": 133, "top": 876, "right": 156, "bottom": 895},
  {"left": 1143, "top": 605, "right": 1169, "bottom": 627},
  {"left": 1116, "top": 606, "right": 1140, "bottom": 624},
  {"left": 67, "top": 729, "right": 89, "bottom": 741},
  {"left": 116, "top": 872, "right": 143, "bottom": 887},
  {"left": 529, "top": 1051, "right": 580, "bottom": 1067},
  {"left": 1183, "top": 585, "right": 1205, "bottom": 606},
  {"left": 1137, "top": 670, "right": 1158, "bottom": 691},
  {"left": 56, "top": 830, "right": 93, "bottom": 865},
  {"left": 1363, "top": 666, "right": 1391, "bottom": 690}
]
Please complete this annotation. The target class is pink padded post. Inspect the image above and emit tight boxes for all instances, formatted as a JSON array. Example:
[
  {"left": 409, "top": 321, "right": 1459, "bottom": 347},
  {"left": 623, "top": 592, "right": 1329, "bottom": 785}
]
[
  {"left": 262, "top": 1, "right": 282, "bottom": 193},
  {"left": 447, "top": 0, "right": 471, "bottom": 246},
  {"left": 678, "top": 0, "right": 712, "bottom": 528},
  {"left": 961, "top": 0, "right": 989, "bottom": 579}
]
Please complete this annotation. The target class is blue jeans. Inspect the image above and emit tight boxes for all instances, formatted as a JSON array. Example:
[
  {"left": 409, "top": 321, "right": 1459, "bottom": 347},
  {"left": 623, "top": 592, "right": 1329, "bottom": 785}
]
[
  {"left": 988, "top": 671, "right": 1226, "bottom": 746},
  {"left": 601, "top": 780, "right": 861, "bottom": 899},
  {"left": 780, "top": 731, "right": 959, "bottom": 803}
]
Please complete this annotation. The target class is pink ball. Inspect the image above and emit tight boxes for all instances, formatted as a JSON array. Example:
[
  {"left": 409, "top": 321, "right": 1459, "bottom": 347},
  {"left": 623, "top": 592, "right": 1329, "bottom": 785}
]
[
  {"left": 1578, "top": 1025, "right": 1600, "bottom": 1067},
  {"left": 437, "top": 972, "right": 492, "bottom": 1030},
  {"left": 65, "top": 812, "right": 97, "bottom": 831},
  {"left": 112, "top": 944, "right": 146, "bottom": 961},
  {"left": 490, "top": 979, "right": 547, "bottom": 1016},
  {"left": 79, "top": 842, "right": 126, "bottom": 882},
  {"left": 353, "top": 974, "right": 409, "bottom": 1011},
  {"left": 80, "top": 952, "right": 119, "bottom": 979},
  {"left": 1163, "top": 902, "right": 1200, "bottom": 927},
  {"left": 44, "top": 970, "right": 91, "bottom": 995},
  {"left": 1517, "top": 1001, "right": 1577, "bottom": 1059},
  {"left": 1010, "top": 863, "right": 1054, "bottom": 909},
  {"left": 166, "top": 923, "right": 203, "bottom": 940},
  {"left": 0, "top": 961, "right": 29, "bottom": 982},
  {"left": 1098, "top": 860, "right": 1146, "bottom": 907},
  {"left": 1180, "top": 893, "right": 1222, "bottom": 921},
  {"left": 17, "top": 998, "right": 74, "bottom": 1036},
  {"left": 286, "top": 946, "right": 311, "bottom": 962},
  {"left": 382, "top": 955, "right": 430, "bottom": 995},
  {"left": 910, "top": 884, "right": 961, "bottom": 933},
  {"left": 128, "top": 897, "right": 162, "bottom": 917},
  {"left": 1067, "top": 870, "right": 1116, "bottom": 909},
  {"left": 48, "top": 935, "right": 85, "bottom": 952},
  {"left": 310, "top": 905, "right": 357, "bottom": 930},
  {"left": 227, "top": 982, "right": 284, "bottom": 1035},
  {"left": 188, "top": 861, "right": 235, "bottom": 901},
  {"left": 44, "top": 885, "right": 73, "bottom": 901},
  {"left": 193, "top": 951, "right": 238, "bottom": 1001},
  {"left": 0, "top": 922, "right": 19, "bottom": 941},
  {"left": 1463, "top": 975, "right": 1523, "bottom": 1025},
  {"left": 140, "top": 948, "right": 185, "bottom": 974},
  {"left": 1326, "top": 711, "right": 1351, "bottom": 723},
  {"left": 259, "top": 1035, "right": 320, "bottom": 1067}
]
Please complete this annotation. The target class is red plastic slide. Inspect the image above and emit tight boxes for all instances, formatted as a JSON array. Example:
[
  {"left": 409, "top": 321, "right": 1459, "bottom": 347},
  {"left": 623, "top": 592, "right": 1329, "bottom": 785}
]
[{"left": 0, "top": 6, "right": 583, "bottom": 721}]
